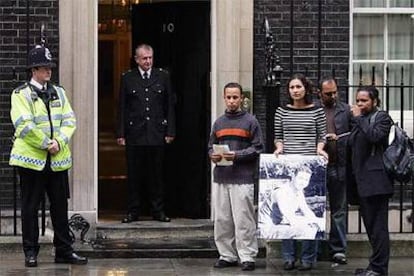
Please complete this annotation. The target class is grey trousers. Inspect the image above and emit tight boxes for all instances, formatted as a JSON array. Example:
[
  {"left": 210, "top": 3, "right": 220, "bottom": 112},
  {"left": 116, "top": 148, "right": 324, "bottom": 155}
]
[{"left": 213, "top": 183, "right": 258, "bottom": 263}]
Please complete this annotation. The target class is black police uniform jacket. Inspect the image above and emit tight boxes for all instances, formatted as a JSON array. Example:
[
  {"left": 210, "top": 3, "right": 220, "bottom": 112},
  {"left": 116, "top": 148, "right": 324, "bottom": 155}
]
[{"left": 116, "top": 67, "right": 176, "bottom": 145}]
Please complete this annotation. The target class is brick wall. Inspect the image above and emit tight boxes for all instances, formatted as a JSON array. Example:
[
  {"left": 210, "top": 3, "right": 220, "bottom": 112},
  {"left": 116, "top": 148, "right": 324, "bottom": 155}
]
[
  {"left": 0, "top": 0, "right": 59, "bottom": 208},
  {"left": 253, "top": 0, "right": 350, "bottom": 148}
]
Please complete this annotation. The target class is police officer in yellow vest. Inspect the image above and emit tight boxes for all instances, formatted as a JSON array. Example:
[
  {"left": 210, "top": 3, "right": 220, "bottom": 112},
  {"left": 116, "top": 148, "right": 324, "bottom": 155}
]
[{"left": 9, "top": 45, "right": 87, "bottom": 267}]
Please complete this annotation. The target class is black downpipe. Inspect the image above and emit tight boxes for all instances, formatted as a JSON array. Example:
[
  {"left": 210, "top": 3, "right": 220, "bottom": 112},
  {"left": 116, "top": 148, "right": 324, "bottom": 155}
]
[
  {"left": 317, "top": 0, "right": 322, "bottom": 83},
  {"left": 290, "top": 1, "right": 294, "bottom": 75},
  {"left": 399, "top": 67, "right": 404, "bottom": 233},
  {"left": 26, "top": 0, "right": 30, "bottom": 80}
]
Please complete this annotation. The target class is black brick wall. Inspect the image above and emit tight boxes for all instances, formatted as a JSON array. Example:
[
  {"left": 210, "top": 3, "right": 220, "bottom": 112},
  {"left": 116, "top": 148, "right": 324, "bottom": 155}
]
[
  {"left": 253, "top": 0, "right": 350, "bottom": 149},
  {"left": 0, "top": 0, "right": 59, "bottom": 208}
]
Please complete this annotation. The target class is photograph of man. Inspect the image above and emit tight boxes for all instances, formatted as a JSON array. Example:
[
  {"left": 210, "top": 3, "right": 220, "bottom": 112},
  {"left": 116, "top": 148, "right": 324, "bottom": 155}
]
[{"left": 258, "top": 154, "right": 326, "bottom": 240}]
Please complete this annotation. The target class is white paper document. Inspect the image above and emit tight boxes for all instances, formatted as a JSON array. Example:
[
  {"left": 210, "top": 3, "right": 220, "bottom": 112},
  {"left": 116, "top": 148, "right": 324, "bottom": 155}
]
[{"left": 213, "top": 144, "right": 233, "bottom": 166}]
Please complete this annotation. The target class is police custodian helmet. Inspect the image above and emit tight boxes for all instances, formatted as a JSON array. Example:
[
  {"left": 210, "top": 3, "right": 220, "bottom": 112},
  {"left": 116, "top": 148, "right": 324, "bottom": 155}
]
[{"left": 27, "top": 45, "right": 56, "bottom": 69}]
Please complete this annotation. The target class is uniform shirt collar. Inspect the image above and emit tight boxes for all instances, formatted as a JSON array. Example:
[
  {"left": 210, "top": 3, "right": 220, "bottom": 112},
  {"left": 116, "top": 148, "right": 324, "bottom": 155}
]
[
  {"left": 138, "top": 67, "right": 152, "bottom": 79},
  {"left": 30, "top": 79, "right": 47, "bottom": 90}
]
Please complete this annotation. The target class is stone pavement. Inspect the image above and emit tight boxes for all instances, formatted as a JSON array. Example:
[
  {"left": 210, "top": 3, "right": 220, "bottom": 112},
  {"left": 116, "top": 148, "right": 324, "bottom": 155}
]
[{"left": 0, "top": 252, "right": 413, "bottom": 276}]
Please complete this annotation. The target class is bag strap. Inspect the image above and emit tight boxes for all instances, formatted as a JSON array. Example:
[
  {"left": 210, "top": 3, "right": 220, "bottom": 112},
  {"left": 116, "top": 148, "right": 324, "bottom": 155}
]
[{"left": 369, "top": 110, "right": 379, "bottom": 156}]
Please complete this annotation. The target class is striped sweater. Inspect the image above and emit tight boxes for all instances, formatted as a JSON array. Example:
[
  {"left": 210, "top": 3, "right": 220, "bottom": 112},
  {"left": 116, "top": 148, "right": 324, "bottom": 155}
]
[
  {"left": 274, "top": 105, "right": 327, "bottom": 155},
  {"left": 208, "top": 110, "right": 264, "bottom": 184}
]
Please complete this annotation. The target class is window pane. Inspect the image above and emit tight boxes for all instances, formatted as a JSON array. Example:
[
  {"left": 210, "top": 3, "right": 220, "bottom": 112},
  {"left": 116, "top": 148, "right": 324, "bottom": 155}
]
[
  {"left": 352, "top": 63, "right": 384, "bottom": 85},
  {"left": 388, "top": 14, "right": 414, "bottom": 59},
  {"left": 351, "top": 63, "right": 385, "bottom": 116},
  {"left": 387, "top": 64, "right": 414, "bottom": 111},
  {"left": 390, "top": 0, "right": 414, "bottom": 7},
  {"left": 353, "top": 0, "right": 385, "bottom": 7},
  {"left": 353, "top": 15, "right": 384, "bottom": 59}
]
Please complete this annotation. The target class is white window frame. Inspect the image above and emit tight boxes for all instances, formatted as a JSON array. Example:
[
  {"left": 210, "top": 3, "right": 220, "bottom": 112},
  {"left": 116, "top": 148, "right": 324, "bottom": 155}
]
[
  {"left": 349, "top": 2, "right": 414, "bottom": 136},
  {"left": 349, "top": 2, "right": 414, "bottom": 94}
]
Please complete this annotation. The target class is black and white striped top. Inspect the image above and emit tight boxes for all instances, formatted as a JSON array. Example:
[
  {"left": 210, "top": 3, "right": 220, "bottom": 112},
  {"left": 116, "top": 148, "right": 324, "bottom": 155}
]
[{"left": 274, "top": 105, "right": 327, "bottom": 155}]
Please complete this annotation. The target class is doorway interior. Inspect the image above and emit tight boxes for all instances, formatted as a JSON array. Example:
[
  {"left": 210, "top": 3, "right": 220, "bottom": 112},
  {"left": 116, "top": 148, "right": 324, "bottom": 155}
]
[{"left": 97, "top": 0, "right": 211, "bottom": 220}]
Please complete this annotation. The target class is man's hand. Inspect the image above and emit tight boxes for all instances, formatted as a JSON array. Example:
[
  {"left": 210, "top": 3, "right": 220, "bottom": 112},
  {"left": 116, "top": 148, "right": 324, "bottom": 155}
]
[
  {"left": 210, "top": 153, "right": 222, "bottom": 163},
  {"left": 165, "top": 136, "right": 175, "bottom": 144},
  {"left": 222, "top": 151, "right": 235, "bottom": 161},
  {"left": 117, "top": 138, "right": 126, "bottom": 146},
  {"left": 48, "top": 139, "right": 60, "bottom": 155},
  {"left": 325, "top": 133, "right": 337, "bottom": 141}
]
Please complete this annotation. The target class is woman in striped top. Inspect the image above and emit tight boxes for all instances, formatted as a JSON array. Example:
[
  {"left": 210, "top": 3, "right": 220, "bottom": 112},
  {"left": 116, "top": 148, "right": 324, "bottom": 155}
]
[{"left": 274, "top": 73, "right": 327, "bottom": 271}]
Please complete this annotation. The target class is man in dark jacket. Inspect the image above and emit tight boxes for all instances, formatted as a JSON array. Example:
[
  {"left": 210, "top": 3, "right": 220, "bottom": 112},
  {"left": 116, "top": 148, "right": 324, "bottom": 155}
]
[
  {"left": 116, "top": 44, "right": 176, "bottom": 223},
  {"left": 319, "top": 77, "right": 353, "bottom": 264}
]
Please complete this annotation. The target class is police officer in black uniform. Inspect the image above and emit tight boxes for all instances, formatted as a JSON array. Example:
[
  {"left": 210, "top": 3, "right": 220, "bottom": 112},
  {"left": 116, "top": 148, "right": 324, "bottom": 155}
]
[
  {"left": 10, "top": 45, "right": 87, "bottom": 267},
  {"left": 116, "top": 44, "right": 176, "bottom": 223}
]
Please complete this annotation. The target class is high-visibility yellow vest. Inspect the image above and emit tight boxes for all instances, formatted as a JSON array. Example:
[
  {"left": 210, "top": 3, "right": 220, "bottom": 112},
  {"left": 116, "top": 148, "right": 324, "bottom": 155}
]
[{"left": 9, "top": 83, "right": 76, "bottom": 171}]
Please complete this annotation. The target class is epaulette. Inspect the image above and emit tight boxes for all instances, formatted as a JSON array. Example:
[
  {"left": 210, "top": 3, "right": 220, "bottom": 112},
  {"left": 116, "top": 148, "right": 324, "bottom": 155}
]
[
  {"left": 51, "top": 82, "right": 63, "bottom": 88},
  {"left": 13, "top": 82, "right": 29, "bottom": 94}
]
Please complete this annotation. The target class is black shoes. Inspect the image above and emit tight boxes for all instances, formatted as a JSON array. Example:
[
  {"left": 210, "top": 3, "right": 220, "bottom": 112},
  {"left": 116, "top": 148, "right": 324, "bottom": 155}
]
[
  {"left": 213, "top": 259, "right": 238, "bottom": 268},
  {"left": 214, "top": 259, "right": 255, "bottom": 271},
  {"left": 283, "top": 261, "right": 312, "bottom": 271},
  {"left": 25, "top": 255, "right": 37, "bottom": 267},
  {"left": 241, "top": 261, "right": 255, "bottom": 271},
  {"left": 25, "top": 252, "right": 87, "bottom": 267},
  {"left": 153, "top": 213, "right": 171, "bottom": 222},
  {"left": 354, "top": 268, "right": 382, "bottom": 276},
  {"left": 333, "top": 253, "right": 348, "bottom": 264},
  {"left": 121, "top": 213, "right": 139, "bottom": 223},
  {"left": 298, "top": 262, "right": 313, "bottom": 271},
  {"left": 55, "top": 252, "right": 88, "bottom": 265},
  {"left": 283, "top": 261, "right": 295, "bottom": 270}
]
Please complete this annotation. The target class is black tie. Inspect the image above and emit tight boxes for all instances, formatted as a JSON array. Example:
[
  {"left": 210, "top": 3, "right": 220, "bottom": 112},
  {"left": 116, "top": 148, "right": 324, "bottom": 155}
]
[{"left": 143, "top": 71, "right": 148, "bottom": 80}]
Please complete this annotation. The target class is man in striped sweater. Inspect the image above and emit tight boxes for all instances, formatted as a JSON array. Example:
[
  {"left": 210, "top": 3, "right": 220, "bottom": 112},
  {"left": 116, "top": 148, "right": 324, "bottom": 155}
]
[{"left": 208, "top": 82, "right": 264, "bottom": 271}]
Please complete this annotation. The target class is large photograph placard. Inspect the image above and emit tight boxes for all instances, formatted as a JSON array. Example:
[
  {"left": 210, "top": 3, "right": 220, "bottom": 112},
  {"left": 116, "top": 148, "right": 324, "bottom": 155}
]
[{"left": 257, "top": 154, "right": 327, "bottom": 240}]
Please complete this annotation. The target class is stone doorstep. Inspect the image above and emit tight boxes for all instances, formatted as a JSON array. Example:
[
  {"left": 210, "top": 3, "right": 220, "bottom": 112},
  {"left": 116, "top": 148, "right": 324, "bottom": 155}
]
[{"left": 95, "top": 220, "right": 214, "bottom": 240}]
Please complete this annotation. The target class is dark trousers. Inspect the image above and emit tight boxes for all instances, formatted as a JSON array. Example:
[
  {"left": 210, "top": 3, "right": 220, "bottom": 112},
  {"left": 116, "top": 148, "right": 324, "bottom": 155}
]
[
  {"left": 359, "top": 195, "right": 390, "bottom": 275},
  {"left": 327, "top": 165, "right": 347, "bottom": 255},
  {"left": 126, "top": 145, "right": 165, "bottom": 216},
  {"left": 18, "top": 167, "right": 73, "bottom": 257}
]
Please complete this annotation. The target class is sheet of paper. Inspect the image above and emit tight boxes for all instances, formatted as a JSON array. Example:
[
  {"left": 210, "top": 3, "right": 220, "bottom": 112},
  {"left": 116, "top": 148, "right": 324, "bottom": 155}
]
[{"left": 213, "top": 144, "right": 233, "bottom": 166}]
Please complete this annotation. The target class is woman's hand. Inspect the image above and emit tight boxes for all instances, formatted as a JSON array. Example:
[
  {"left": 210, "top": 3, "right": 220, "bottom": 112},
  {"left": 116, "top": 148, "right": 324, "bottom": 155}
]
[
  {"left": 351, "top": 105, "right": 362, "bottom": 117},
  {"left": 317, "top": 149, "right": 329, "bottom": 161},
  {"left": 274, "top": 142, "right": 283, "bottom": 157},
  {"left": 274, "top": 149, "right": 283, "bottom": 157}
]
